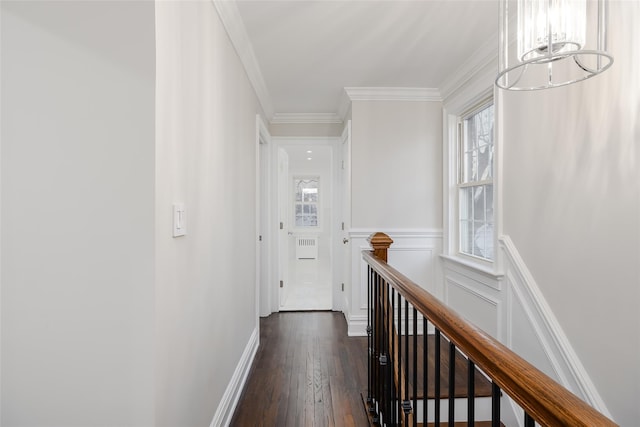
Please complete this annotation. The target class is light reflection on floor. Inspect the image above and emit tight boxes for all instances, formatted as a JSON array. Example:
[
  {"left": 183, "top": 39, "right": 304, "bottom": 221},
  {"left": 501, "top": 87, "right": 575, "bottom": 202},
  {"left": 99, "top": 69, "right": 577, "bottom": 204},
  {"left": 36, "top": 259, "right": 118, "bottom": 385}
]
[{"left": 280, "top": 256, "right": 332, "bottom": 311}]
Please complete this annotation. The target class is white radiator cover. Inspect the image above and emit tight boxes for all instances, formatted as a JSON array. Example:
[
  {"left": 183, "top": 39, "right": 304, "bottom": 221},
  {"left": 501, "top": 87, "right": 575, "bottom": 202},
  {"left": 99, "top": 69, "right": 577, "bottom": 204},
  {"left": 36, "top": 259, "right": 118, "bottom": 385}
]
[{"left": 295, "top": 236, "right": 318, "bottom": 259}]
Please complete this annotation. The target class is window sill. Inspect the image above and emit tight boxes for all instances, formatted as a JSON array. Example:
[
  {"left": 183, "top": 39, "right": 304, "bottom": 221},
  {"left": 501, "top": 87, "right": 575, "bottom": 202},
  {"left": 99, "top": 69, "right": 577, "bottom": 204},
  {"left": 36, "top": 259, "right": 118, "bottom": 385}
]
[{"left": 439, "top": 254, "right": 504, "bottom": 280}]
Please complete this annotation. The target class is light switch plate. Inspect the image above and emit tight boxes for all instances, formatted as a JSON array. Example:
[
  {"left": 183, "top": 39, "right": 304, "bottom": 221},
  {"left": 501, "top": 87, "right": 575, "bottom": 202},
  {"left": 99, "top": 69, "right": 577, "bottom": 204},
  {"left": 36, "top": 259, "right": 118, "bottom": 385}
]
[{"left": 173, "top": 203, "right": 186, "bottom": 237}]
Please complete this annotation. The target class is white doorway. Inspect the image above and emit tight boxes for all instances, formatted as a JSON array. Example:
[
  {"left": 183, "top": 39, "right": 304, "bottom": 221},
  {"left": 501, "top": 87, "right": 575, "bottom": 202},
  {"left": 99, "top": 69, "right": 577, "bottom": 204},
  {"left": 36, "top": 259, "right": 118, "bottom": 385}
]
[
  {"left": 256, "top": 116, "right": 272, "bottom": 318},
  {"left": 276, "top": 139, "right": 337, "bottom": 311}
]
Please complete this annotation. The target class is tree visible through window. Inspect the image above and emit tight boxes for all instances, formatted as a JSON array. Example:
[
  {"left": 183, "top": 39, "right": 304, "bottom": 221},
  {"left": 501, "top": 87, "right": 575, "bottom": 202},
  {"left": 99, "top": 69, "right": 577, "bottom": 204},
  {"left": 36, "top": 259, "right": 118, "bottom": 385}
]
[
  {"left": 294, "top": 177, "right": 319, "bottom": 227},
  {"left": 459, "top": 103, "right": 494, "bottom": 260}
]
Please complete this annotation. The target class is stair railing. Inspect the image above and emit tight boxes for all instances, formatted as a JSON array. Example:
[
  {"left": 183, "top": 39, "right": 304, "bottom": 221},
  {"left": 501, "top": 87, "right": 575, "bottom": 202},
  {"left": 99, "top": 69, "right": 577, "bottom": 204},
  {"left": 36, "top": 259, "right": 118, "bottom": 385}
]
[{"left": 364, "top": 232, "right": 617, "bottom": 427}]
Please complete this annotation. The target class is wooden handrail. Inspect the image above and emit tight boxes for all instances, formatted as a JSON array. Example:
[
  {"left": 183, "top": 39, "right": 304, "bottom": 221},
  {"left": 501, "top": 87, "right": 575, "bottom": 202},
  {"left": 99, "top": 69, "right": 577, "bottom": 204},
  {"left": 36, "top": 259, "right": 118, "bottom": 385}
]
[{"left": 363, "top": 241, "right": 617, "bottom": 427}]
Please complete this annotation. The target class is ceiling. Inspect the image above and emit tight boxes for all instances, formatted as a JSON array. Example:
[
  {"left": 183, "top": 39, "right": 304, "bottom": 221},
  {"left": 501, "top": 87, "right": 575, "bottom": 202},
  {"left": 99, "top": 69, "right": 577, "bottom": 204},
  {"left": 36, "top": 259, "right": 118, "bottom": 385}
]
[{"left": 231, "top": 0, "right": 500, "bottom": 120}]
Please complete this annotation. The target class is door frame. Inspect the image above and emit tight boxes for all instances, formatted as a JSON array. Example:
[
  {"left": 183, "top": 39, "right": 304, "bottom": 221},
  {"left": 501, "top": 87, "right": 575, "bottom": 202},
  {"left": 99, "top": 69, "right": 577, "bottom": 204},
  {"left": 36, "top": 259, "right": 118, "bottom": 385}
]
[
  {"left": 337, "top": 121, "right": 351, "bottom": 312},
  {"left": 256, "top": 115, "right": 272, "bottom": 319},
  {"left": 270, "top": 136, "right": 342, "bottom": 313}
]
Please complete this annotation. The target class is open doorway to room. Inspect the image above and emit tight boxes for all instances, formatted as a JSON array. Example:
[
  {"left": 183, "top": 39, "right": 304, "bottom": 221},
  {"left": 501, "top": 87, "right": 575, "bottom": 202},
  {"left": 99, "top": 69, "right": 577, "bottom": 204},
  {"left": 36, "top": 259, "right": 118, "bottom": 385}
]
[{"left": 277, "top": 141, "right": 335, "bottom": 311}]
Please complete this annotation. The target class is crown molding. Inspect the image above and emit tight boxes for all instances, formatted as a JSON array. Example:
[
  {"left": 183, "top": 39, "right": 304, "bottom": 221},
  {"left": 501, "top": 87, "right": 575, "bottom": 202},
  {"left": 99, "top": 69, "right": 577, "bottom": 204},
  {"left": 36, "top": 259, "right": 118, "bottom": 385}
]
[
  {"left": 270, "top": 113, "right": 343, "bottom": 125},
  {"left": 212, "top": 0, "right": 275, "bottom": 120},
  {"left": 337, "top": 89, "right": 352, "bottom": 121},
  {"left": 344, "top": 87, "right": 442, "bottom": 102},
  {"left": 439, "top": 32, "right": 499, "bottom": 105}
]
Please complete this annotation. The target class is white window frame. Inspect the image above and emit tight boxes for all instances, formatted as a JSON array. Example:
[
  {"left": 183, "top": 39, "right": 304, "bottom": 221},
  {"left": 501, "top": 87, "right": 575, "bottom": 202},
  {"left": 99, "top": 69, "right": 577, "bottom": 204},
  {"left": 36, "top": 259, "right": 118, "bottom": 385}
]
[
  {"left": 457, "top": 101, "right": 495, "bottom": 262},
  {"left": 443, "top": 86, "right": 500, "bottom": 274},
  {"left": 292, "top": 175, "right": 320, "bottom": 229}
]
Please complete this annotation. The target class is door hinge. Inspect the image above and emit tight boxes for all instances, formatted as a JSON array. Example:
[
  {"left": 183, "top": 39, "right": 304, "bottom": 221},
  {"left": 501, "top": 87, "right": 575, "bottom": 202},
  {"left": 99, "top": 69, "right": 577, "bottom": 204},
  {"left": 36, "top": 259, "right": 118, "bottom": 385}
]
[
  {"left": 341, "top": 222, "right": 345, "bottom": 231},
  {"left": 341, "top": 160, "right": 345, "bottom": 170},
  {"left": 280, "top": 280, "right": 284, "bottom": 288},
  {"left": 259, "top": 235, "right": 262, "bottom": 242},
  {"left": 280, "top": 222, "right": 284, "bottom": 230},
  {"left": 341, "top": 283, "right": 344, "bottom": 292}
]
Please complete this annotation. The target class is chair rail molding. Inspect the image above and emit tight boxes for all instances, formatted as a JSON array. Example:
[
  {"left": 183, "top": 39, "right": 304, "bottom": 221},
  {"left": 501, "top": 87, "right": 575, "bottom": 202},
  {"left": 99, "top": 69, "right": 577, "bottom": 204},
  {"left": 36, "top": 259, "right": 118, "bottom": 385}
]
[{"left": 345, "top": 228, "right": 443, "bottom": 336}]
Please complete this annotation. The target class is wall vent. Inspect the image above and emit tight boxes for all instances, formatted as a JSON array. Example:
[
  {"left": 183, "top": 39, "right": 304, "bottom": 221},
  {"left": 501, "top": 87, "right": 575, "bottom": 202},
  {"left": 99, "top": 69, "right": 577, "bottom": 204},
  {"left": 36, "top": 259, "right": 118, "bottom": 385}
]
[{"left": 295, "top": 236, "right": 318, "bottom": 259}]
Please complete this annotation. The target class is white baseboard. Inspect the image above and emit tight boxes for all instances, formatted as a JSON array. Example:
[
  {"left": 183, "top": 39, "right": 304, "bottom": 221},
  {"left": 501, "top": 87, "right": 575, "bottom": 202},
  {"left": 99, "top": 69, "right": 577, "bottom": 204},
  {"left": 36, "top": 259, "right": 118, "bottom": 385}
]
[
  {"left": 210, "top": 326, "right": 259, "bottom": 427},
  {"left": 347, "top": 313, "right": 367, "bottom": 337}
]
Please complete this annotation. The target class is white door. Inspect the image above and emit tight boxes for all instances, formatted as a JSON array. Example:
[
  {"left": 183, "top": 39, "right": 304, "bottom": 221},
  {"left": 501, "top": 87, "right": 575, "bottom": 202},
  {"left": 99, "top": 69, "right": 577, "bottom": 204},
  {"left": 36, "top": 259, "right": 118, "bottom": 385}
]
[{"left": 277, "top": 148, "right": 290, "bottom": 308}]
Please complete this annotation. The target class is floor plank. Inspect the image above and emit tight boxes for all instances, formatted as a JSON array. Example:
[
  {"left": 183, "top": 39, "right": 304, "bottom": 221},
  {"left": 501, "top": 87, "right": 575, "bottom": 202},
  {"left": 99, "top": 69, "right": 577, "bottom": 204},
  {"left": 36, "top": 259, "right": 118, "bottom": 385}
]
[{"left": 230, "top": 312, "right": 369, "bottom": 427}]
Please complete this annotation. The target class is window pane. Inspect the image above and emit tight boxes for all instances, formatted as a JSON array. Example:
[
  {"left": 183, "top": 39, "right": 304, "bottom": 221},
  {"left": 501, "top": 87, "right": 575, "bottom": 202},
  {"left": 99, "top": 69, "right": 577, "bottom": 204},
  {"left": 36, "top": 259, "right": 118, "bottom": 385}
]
[
  {"left": 460, "top": 220, "right": 473, "bottom": 254},
  {"left": 463, "top": 104, "right": 494, "bottom": 184},
  {"left": 474, "top": 221, "right": 494, "bottom": 260},
  {"left": 294, "top": 177, "right": 319, "bottom": 227},
  {"left": 485, "top": 185, "right": 494, "bottom": 223},
  {"left": 459, "top": 187, "right": 473, "bottom": 222},
  {"left": 478, "top": 142, "right": 492, "bottom": 180},
  {"left": 307, "top": 215, "right": 318, "bottom": 227},
  {"left": 304, "top": 189, "right": 318, "bottom": 202},
  {"left": 473, "top": 186, "right": 485, "bottom": 221},
  {"left": 459, "top": 183, "right": 494, "bottom": 260}
]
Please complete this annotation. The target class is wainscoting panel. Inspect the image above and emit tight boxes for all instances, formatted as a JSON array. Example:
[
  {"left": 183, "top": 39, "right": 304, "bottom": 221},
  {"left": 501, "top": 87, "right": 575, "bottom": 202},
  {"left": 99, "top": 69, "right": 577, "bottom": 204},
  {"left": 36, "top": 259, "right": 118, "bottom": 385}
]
[
  {"left": 506, "top": 271, "right": 558, "bottom": 380},
  {"left": 346, "top": 229, "right": 443, "bottom": 336},
  {"left": 445, "top": 277, "right": 500, "bottom": 338},
  {"left": 499, "top": 236, "right": 612, "bottom": 419},
  {"left": 436, "top": 237, "right": 613, "bottom": 420}
]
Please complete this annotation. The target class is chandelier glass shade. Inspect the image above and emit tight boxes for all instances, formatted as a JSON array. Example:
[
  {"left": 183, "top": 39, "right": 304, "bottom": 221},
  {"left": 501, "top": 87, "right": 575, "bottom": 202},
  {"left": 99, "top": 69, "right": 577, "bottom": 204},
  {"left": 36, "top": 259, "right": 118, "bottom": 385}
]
[{"left": 496, "top": 0, "right": 614, "bottom": 90}]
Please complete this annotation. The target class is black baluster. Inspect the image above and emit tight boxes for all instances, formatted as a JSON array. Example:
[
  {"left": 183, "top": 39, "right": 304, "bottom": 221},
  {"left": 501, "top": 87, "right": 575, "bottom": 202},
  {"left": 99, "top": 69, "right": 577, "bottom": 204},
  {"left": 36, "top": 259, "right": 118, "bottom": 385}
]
[
  {"left": 435, "top": 329, "right": 441, "bottom": 427},
  {"left": 371, "top": 272, "right": 379, "bottom": 422},
  {"left": 397, "top": 293, "right": 402, "bottom": 424},
  {"left": 403, "top": 299, "right": 411, "bottom": 423},
  {"left": 367, "top": 266, "right": 372, "bottom": 407},
  {"left": 468, "top": 360, "right": 475, "bottom": 427},
  {"left": 382, "top": 280, "right": 389, "bottom": 425},
  {"left": 492, "top": 382, "right": 501, "bottom": 427},
  {"left": 524, "top": 412, "right": 535, "bottom": 427},
  {"left": 448, "top": 341, "right": 455, "bottom": 426},
  {"left": 379, "top": 279, "right": 385, "bottom": 424},
  {"left": 391, "top": 288, "right": 396, "bottom": 426},
  {"left": 423, "top": 317, "right": 428, "bottom": 426},
  {"left": 413, "top": 307, "right": 417, "bottom": 427}
]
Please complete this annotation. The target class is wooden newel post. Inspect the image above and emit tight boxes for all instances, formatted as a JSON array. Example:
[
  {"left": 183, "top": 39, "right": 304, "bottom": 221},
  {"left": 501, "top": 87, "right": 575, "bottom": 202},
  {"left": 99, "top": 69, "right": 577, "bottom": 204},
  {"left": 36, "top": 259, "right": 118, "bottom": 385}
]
[{"left": 367, "top": 232, "right": 393, "bottom": 262}]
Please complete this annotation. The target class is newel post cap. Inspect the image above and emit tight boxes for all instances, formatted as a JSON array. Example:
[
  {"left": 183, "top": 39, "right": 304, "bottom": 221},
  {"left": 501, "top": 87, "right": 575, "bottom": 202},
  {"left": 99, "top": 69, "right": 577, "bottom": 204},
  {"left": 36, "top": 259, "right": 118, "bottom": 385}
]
[{"left": 367, "top": 232, "right": 393, "bottom": 262}]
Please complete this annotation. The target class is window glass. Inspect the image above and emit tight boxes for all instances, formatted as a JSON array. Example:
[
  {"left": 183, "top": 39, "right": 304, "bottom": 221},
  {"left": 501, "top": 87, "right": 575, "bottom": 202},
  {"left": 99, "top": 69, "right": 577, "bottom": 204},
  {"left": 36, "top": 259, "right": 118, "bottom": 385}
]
[
  {"left": 294, "top": 177, "right": 319, "bottom": 227},
  {"left": 459, "top": 103, "right": 494, "bottom": 261}
]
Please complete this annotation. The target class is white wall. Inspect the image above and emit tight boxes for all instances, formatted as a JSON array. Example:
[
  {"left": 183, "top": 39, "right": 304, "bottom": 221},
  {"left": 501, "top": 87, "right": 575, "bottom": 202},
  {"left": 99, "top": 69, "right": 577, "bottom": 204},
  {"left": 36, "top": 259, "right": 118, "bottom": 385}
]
[
  {"left": 500, "top": 2, "right": 640, "bottom": 425},
  {"left": 1, "top": 1, "right": 156, "bottom": 425},
  {"left": 351, "top": 101, "right": 442, "bottom": 229},
  {"left": 155, "top": 1, "right": 262, "bottom": 426},
  {"left": 346, "top": 100, "right": 444, "bottom": 335}
]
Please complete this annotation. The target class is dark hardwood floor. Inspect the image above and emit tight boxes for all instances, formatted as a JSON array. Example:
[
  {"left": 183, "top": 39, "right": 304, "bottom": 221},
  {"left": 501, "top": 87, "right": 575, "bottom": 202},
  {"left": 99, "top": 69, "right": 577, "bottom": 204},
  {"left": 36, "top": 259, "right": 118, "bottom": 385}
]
[{"left": 230, "top": 311, "right": 369, "bottom": 427}]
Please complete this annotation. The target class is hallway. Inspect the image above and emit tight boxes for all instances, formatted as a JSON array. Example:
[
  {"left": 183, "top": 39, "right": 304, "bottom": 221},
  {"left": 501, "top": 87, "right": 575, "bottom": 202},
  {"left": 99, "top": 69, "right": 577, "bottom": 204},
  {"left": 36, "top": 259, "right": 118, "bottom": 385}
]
[
  {"left": 281, "top": 257, "right": 332, "bottom": 311},
  {"left": 230, "top": 312, "right": 368, "bottom": 426}
]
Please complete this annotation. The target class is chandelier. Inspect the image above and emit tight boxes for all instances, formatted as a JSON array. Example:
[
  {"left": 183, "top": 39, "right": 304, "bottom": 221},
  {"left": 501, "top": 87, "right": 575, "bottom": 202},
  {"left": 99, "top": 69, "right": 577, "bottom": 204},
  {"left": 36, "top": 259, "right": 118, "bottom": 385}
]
[{"left": 496, "top": 0, "right": 614, "bottom": 90}]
